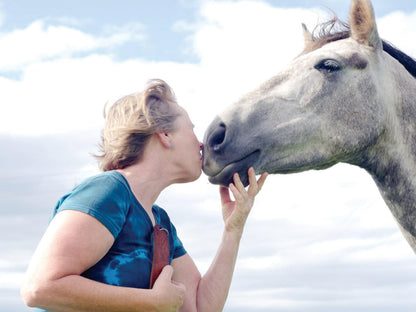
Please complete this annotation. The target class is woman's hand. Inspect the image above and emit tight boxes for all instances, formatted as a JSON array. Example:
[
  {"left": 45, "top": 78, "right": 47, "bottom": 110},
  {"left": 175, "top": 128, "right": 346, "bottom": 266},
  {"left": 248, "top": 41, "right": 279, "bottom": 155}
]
[
  {"left": 167, "top": 168, "right": 267, "bottom": 312},
  {"left": 219, "top": 167, "right": 268, "bottom": 235},
  {"left": 152, "top": 266, "right": 186, "bottom": 312}
]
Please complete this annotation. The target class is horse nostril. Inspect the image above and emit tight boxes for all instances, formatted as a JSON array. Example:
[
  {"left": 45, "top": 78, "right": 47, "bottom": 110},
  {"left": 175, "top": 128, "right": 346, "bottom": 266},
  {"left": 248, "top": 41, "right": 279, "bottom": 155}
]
[{"left": 209, "top": 123, "right": 226, "bottom": 152}]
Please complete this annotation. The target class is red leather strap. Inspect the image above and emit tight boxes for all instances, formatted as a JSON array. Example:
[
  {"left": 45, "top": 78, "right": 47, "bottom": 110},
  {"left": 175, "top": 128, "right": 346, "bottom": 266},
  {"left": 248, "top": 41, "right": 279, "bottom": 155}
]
[{"left": 149, "top": 225, "right": 170, "bottom": 288}]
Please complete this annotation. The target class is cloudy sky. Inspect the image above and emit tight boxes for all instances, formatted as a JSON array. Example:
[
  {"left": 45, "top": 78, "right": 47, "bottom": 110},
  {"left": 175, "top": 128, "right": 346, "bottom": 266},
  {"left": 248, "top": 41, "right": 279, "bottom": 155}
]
[{"left": 1, "top": 0, "right": 416, "bottom": 311}]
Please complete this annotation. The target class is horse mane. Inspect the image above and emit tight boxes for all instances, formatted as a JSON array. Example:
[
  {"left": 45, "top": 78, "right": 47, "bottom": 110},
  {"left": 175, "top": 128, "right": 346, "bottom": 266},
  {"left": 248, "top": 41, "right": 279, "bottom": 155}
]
[{"left": 308, "top": 17, "right": 416, "bottom": 78}]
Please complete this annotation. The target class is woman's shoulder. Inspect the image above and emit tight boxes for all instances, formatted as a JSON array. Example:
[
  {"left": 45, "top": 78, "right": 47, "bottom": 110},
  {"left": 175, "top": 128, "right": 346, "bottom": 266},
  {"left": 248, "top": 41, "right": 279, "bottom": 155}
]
[
  {"left": 57, "top": 170, "right": 132, "bottom": 213},
  {"left": 54, "top": 170, "right": 132, "bottom": 238},
  {"left": 75, "top": 170, "right": 130, "bottom": 195},
  {"left": 81, "top": 170, "right": 127, "bottom": 186}
]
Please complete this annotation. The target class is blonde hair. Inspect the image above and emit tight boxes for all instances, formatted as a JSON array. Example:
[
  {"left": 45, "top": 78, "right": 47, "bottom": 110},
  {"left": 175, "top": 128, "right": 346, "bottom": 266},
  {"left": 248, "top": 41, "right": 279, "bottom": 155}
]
[{"left": 96, "top": 79, "right": 180, "bottom": 171}]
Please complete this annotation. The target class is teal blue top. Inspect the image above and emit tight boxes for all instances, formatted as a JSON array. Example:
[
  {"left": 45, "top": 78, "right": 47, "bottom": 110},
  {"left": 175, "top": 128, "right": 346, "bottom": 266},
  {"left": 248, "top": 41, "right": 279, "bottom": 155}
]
[{"left": 37, "top": 170, "right": 186, "bottom": 311}]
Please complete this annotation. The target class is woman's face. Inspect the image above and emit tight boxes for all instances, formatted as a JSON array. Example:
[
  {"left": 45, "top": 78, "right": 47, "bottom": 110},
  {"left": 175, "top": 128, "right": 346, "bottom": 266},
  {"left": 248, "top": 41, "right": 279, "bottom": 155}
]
[{"left": 170, "top": 105, "right": 203, "bottom": 183}]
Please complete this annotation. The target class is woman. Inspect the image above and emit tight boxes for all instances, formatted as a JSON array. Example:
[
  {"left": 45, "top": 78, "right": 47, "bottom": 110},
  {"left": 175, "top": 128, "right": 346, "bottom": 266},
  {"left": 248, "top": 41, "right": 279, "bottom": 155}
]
[{"left": 21, "top": 79, "right": 268, "bottom": 312}]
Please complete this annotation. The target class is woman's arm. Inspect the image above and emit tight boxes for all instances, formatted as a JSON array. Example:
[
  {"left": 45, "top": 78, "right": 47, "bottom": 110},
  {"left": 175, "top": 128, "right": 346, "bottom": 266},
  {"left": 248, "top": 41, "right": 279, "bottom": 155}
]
[
  {"left": 21, "top": 210, "right": 185, "bottom": 312},
  {"left": 172, "top": 168, "right": 268, "bottom": 312}
]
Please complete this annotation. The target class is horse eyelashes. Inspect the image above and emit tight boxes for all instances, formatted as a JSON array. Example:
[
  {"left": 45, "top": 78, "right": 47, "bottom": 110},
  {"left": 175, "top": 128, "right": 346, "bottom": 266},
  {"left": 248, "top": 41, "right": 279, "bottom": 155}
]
[{"left": 314, "top": 59, "right": 342, "bottom": 73}]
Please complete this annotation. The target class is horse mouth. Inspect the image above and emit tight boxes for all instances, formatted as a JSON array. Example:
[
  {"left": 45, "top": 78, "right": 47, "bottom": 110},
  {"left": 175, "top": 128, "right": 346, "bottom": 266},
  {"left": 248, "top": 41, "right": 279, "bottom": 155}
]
[{"left": 205, "top": 150, "right": 261, "bottom": 187}]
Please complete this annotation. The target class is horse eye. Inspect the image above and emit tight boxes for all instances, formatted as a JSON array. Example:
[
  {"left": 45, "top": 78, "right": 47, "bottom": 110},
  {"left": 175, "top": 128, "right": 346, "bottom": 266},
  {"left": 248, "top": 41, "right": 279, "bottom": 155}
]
[{"left": 314, "top": 59, "right": 342, "bottom": 73}]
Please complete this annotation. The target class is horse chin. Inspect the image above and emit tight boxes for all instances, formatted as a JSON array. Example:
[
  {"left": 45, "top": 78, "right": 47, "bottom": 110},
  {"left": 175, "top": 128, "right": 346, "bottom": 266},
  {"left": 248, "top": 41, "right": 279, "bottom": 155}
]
[{"left": 205, "top": 150, "right": 261, "bottom": 187}]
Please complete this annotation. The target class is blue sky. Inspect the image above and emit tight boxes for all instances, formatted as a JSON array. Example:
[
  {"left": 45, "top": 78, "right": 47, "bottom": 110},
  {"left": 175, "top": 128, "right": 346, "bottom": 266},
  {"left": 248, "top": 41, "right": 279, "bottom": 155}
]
[{"left": 1, "top": 0, "right": 416, "bottom": 311}]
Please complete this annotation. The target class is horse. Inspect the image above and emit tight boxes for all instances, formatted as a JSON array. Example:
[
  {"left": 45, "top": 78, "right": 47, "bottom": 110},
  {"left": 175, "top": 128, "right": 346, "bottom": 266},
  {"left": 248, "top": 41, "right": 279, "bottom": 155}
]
[{"left": 202, "top": 0, "right": 416, "bottom": 253}]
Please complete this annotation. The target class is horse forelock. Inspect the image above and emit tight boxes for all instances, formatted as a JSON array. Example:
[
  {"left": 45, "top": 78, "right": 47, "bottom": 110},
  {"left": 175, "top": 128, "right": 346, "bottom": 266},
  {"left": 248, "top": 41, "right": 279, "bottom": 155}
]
[
  {"left": 304, "top": 16, "right": 416, "bottom": 78},
  {"left": 302, "top": 16, "right": 350, "bottom": 53}
]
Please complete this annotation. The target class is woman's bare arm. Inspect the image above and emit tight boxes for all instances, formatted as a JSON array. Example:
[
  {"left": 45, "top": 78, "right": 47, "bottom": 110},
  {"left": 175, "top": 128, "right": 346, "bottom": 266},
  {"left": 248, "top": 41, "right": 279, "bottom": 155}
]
[
  {"left": 172, "top": 168, "right": 268, "bottom": 312},
  {"left": 21, "top": 210, "right": 185, "bottom": 312}
]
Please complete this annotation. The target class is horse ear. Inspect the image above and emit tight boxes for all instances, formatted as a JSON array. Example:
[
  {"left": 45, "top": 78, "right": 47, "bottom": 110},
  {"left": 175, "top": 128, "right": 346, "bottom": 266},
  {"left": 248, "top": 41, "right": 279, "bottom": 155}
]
[
  {"left": 302, "top": 23, "right": 314, "bottom": 49},
  {"left": 349, "top": 0, "right": 382, "bottom": 50}
]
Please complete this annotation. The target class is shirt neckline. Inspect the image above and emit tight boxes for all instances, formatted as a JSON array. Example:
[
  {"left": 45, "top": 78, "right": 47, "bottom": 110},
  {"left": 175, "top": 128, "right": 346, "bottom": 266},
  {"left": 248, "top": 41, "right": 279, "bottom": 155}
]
[{"left": 110, "top": 170, "right": 159, "bottom": 227}]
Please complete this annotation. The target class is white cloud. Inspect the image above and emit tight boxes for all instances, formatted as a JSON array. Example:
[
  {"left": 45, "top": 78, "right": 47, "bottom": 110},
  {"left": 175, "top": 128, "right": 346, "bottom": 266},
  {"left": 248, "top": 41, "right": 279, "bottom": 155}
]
[
  {"left": 0, "top": 19, "right": 145, "bottom": 72},
  {"left": 378, "top": 10, "right": 416, "bottom": 57}
]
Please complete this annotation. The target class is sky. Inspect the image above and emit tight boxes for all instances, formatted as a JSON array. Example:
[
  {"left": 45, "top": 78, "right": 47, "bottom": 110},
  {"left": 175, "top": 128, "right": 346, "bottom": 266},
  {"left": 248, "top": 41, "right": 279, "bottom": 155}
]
[{"left": 1, "top": 0, "right": 416, "bottom": 311}]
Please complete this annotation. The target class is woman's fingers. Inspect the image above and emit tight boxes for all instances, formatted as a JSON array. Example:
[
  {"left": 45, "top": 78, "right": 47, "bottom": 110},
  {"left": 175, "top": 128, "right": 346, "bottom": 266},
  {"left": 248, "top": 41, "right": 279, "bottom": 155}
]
[
  {"left": 245, "top": 167, "right": 268, "bottom": 197},
  {"left": 232, "top": 172, "right": 245, "bottom": 191},
  {"left": 257, "top": 172, "right": 268, "bottom": 190},
  {"left": 247, "top": 167, "right": 258, "bottom": 196},
  {"left": 228, "top": 168, "right": 269, "bottom": 204}
]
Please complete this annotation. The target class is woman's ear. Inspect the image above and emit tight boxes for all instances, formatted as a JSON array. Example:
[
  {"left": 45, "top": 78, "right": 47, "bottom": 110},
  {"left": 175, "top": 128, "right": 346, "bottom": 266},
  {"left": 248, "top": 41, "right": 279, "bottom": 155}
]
[{"left": 156, "top": 132, "right": 173, "bottom": 149}]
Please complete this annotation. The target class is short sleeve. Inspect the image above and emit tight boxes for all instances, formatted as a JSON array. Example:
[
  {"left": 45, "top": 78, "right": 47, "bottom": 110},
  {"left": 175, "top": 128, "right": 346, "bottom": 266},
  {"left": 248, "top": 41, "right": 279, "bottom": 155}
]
[
  {"left": 53, "top": 173, "right": 130, "bottom": 239},
  {"left": 170, "top": 222, "right": 187, "bottom": 259}
]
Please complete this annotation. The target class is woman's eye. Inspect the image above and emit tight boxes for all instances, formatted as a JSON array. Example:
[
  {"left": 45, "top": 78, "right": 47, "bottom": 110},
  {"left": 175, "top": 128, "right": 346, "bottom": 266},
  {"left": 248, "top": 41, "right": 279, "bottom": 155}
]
[{"left": 314, "top": 59, "right": 342, "bottom": 73}]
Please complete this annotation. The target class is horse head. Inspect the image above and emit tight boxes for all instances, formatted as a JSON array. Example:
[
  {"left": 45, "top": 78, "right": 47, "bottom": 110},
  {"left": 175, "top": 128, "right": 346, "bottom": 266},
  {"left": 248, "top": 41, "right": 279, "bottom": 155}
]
[
  {"left": 203, "top": 0, "right": 411, "bottom": 186},
  {"left": 203, "top": 0, "right": 416, "bottom": 251}
]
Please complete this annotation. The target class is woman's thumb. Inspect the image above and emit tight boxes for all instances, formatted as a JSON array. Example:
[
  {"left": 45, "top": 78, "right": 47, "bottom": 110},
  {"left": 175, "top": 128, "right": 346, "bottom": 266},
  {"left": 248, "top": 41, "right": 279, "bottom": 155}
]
[{"left": 157, "top": 265, "right": 173, "bottom": 282}]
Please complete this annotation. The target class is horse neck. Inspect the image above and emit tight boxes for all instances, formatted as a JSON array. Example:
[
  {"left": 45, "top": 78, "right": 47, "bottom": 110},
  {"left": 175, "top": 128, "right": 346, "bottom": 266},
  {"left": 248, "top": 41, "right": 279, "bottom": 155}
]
[
  {"left": 364, "top": 150, "right": 416, "bottom": 253},
  {"left": 362, "top": 67, "right": 416, "bottom": 252}
]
